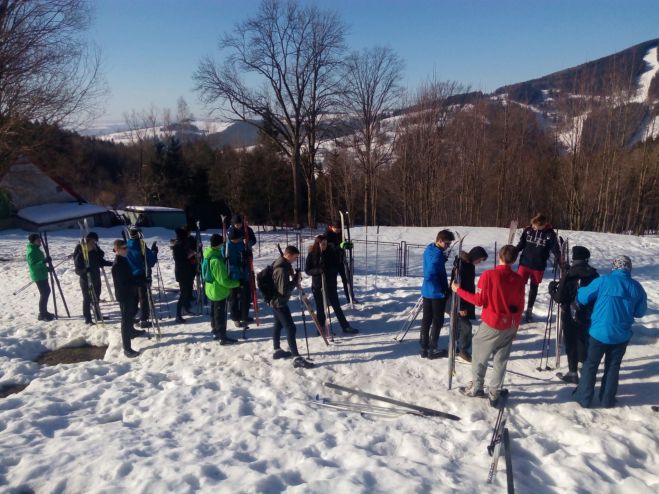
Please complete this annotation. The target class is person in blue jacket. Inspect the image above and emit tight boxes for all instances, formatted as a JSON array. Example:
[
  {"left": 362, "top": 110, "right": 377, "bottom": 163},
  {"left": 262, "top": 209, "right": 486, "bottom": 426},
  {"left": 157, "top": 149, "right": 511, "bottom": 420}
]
[
  {"left": 420, "top": 229, "right": 455, "bottom": 359},
  {"left": 126, "top": 227, "right": 158, "bottom": 327},
  {"left": 572, "top": 255, "right": 647, "bottom": 408}
]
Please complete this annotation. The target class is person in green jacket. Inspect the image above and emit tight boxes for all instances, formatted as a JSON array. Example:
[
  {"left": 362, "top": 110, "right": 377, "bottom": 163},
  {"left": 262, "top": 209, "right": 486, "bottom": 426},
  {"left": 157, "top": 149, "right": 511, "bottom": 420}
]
[
  {"left": 203, "top": 233, "right": 241, "bottom": 344},
  {"left": 26, "top": 233, "right": 54, "bottom": 321}
]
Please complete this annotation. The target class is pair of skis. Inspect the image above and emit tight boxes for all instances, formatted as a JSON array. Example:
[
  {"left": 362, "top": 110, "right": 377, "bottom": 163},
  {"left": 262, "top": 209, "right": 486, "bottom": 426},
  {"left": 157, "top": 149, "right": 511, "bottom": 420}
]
[
  {"left": 136, "top": 231, "right": 162, "bottom": 340},
  {"left": 487, "top": 390, "right": 514, "bottom": 492},
  {"left": 338, "top": 211, "right": 355, "bottom": 309},
  {"left": 78, "top": 219, "right": 104, "bottom": 325},
  {"left": 447, "top": 234, "right": 465, "bottom": 390},
  {"left": 321, "top": 382, "right": 460, "bottom": 421}
]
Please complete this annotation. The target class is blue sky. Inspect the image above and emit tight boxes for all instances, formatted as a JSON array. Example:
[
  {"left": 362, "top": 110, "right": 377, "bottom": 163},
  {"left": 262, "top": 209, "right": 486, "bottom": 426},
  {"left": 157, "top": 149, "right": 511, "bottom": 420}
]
[{"left": 90, "top": 0, "right": 659, "bottom": 124}]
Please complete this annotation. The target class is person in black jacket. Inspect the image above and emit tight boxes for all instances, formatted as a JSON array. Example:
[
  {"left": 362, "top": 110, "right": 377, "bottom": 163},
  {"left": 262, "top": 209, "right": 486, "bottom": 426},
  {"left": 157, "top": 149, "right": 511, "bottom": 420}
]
[
  {"left": 111, "top": 240, "right": 144, "bottom": 358},
  {"left": 324, "top": 223, "right": 355, "bottom": 304},
  {"left": 515, "top": 213, "right": 561, "bottom": 322},
  {"left": 171, "top": 227, "right": 196, "bottom": 323},
  {"left": 548, "top": 246, "right": 599, "bottom": 384},
  {"left": 73, "top": 232, "right": 113, "bottom": 324},
  {"left": 305, "top": 235, "right": 358, "bottom": 335},
  {"left": 447, "top": 246, "right": 489, "bottom": 362}
]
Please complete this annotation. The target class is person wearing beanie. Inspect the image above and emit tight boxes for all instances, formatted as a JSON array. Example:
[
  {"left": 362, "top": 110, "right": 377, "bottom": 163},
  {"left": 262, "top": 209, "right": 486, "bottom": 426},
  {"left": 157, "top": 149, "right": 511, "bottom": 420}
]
[
  {"left": 420, "top": 229, "right": 456, "bottom": 359},
  {"left": 446, "top": 246, "right": 489, "bottom": 362},
  {"left": 572, "top": 255, "right": 647, "bottom": 408},
  {"left": 125, "top": 227, "right": 158, "bottom": 328},
  {"left": 514, "top": 213, "right": 561, "bottom": 322},
  {"left": 26, "top": 233, "right": 54, "bottom": 321},
  {"left": 324, "top": 223, "right": 357, "bottom": 305},
  {"left": 224, "top": 213, "right": 256, "bottom": 328},
  {"left": 548, "top": 245, "right": 599, "bottom": 383},
  {"left": 203, "top": 233, "right": 241, "bottom": 343},
  {"left": 72, "top": 231, "right": 113, "bottom": 324},
  {"left": 171, "top": 226, "right": 196, "bottom": 323}
]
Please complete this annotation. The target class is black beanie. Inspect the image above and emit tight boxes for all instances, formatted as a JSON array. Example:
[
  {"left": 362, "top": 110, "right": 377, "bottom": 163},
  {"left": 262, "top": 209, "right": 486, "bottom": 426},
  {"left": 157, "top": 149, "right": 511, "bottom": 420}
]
[
  {"left": 231, "top": 214, "right": 243, "bottom": 225},
  {"left": 86, "top": 231, "right": 99, "bottom": 241},
  {"left": 210, "top": 233, "right": 223, "bottom": 247},
  {"left": 572, "top": 246, "right": 590, "bottom": 261},
  {"left": 468, "top": 246, "right": 488, "bottom": 263},
  {"left": 229, "top": 228, "right": 242, "bottom": 241}
]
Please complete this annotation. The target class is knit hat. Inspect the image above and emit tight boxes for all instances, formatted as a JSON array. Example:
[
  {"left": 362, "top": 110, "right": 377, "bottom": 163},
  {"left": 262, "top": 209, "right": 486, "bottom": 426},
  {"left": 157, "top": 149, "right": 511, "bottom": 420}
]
[
  {"left": 572, "top": 246, "right": 590, "bottom": 261},
  {"left": 231, "top": 214, "right": 243, "bottom": 225},
  {"left": 467, "top": 246, "right": 488, "bottom": 263},
  {"left": 229, "top": 228, "right": 242, "bottom": 241},
  {"left": 210, "top": 233, "right": 223, "bottom": 247},
  {"left": 175, "top": 227, "right": 188, "bottom": 241},
  {"left": 86, "top": 231, "right": 99, "bottom": 241},
  {"left": 612, "top": 255, "right": 632, "bottom": 272},
  {"left": 28, "top": 233, "right": 40, "bottom": 243}
]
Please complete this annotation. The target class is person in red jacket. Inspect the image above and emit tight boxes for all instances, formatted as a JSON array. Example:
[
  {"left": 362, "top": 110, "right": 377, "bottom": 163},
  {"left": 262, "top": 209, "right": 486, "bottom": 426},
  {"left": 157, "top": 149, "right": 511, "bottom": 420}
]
[{"left": 452, "top": 244, "right": 525, "bottom": 406}]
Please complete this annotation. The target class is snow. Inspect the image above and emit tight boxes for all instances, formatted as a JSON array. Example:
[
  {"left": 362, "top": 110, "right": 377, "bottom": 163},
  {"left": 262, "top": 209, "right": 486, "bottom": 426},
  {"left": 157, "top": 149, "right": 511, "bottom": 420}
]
[
  {"left": 633, "top": 47, "right": 659, "bottom": 104},
  {"left": 0, "top": 225, "right": 657, "bottom": 493},
  {"left": 17, "top": 203, "right": 109, "bottom": 227}
]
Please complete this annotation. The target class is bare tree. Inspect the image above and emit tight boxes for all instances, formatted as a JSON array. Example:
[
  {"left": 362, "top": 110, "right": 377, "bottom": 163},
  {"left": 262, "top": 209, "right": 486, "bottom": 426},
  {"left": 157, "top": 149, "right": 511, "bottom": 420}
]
[
  {"left": 194, "top": 0, "right": 346, "bottom": 226},
  {"left": 341, "top": 46, "right": 404, "bottom": 225},
  {"left": 0, "top": 0, "right": 106, "bottom": 163}
]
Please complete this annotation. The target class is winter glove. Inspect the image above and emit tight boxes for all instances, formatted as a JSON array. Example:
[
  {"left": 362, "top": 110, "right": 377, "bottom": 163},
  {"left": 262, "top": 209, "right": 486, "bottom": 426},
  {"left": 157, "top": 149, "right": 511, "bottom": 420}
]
[
  {"left": 44, "top": 256, "right": 52, "bottom": 264},
  {"left": 339, "top": 240, "right": 353, "bottom": 250},
  {"left": 151, "top": 242, "right": 158, "bottom": 255},
  {"left": 292, "top": 270, "right": 301, "bottom": 285},
  {"left": 548, "top": 281, "right": 558, "bottom": 294}
]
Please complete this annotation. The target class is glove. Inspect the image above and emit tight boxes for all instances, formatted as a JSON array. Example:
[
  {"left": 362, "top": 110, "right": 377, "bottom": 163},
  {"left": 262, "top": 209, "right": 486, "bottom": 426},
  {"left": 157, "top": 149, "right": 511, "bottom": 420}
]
[
  {"left": 292, "top": 270, "right": 301, "bottom": 285},
  {"left": 548, "top": 281, "right": 558, "bottom": 294},
  {"left": 86, "top": 267, "right": 92, "bottom": 274},
  {"left": 340, "top": 240, "right": 353, "bottom": 250},
  {"left": 151, "top": 241, "right": 158, "bottom": 255},
  {"left": 44, "top": 256, "right": 52, "bottom": 264}
]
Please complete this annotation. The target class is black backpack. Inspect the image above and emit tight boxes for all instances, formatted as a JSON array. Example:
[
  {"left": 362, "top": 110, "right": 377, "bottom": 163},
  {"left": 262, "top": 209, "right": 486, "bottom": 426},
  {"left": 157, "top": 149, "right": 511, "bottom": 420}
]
[{"left": 257, "top": 264, "right": 277, "bottom": 304}]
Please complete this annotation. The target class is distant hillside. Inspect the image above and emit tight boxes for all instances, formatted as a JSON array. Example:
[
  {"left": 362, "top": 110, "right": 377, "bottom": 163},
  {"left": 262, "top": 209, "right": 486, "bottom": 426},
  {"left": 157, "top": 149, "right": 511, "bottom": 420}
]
[{"left": 495, "top": 39, "right": 659, "bottom": 104}]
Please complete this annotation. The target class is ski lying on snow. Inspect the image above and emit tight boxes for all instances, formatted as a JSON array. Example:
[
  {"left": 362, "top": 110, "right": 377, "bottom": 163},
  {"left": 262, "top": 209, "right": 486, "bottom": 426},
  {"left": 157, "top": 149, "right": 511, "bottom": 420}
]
[
  {"left": 324, "top": 382, "right": 460, "bottom": 421},
  {"left": 305, "top": 396, "right": 422, "bottom": 418}
]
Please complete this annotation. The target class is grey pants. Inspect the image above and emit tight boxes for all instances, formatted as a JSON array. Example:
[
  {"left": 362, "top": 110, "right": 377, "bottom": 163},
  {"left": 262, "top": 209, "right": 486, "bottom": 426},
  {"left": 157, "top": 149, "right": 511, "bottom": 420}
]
[{"left": 472, "top": 322, "right": 516, "bottom": 395}]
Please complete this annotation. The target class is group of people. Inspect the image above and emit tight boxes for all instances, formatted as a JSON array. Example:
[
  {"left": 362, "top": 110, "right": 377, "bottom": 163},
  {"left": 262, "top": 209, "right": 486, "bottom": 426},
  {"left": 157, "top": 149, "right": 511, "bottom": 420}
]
[
  {"left": 420, "top": 214, "right": 647, "bottom": 408},
  {"left": 25, "top": 212, "right": 647, "bottom": 407}
]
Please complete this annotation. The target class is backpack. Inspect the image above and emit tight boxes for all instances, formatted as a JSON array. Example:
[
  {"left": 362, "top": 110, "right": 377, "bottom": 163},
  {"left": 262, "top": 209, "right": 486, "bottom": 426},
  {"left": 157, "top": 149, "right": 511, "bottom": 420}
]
[
  {"left": 201, "top": 257, "right": 214, "bottom": 284},
  {"left": 257, "top": 264, "right": 277, "bottom": 304}
]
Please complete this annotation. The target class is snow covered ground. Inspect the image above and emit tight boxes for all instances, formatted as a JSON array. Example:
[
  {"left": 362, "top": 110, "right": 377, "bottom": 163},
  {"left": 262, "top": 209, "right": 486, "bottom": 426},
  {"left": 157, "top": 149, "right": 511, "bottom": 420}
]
[{"left": 0, "top": 226, "right": 657, "bottom": 493}]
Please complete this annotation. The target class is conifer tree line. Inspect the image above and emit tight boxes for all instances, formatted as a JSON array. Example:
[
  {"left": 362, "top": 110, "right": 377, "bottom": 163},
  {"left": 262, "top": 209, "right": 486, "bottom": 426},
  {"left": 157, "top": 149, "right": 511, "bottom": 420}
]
[{"left": 0, "top": 0, "right": 656, "bottom": 233}]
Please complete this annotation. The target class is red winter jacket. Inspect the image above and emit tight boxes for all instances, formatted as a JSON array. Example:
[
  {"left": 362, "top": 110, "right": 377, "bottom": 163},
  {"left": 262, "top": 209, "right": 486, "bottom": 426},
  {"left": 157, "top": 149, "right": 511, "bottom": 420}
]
[{"left": 457, "top": 265, "right": 525, "bottom": 330}]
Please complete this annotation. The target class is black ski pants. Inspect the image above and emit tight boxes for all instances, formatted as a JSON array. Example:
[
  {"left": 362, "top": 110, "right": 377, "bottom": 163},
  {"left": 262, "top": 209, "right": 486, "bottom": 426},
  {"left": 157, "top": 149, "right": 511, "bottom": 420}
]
[
  {"left": 80, "top": 276, "right": 102, "bottom": 322},
  {"left": 177, "top": 275, "right": 194, "bottom": 317},
  {"left": 36, "top": 279, "right": 51, "bottom": 317},
  {"left": 528, "top": 282, "right": 539, "bottom": 310},
  {"left": 312, "top": 281, "right": 349, "bottom": 331},
  {"left": 271, "top": 305, "right": 299, "bottom": 357},
  {"left": 561, "top": 308, "right": 589, "bottom": 373},
  {"left": 420, "top": 297, "right": 447, "bottom": 351},
  {"left": 210, "top": 299, "right": 228, "bottom": 338},
  {"left": 119, "top": 296, "right": 137, "bottom": 352},
  {"left": 230, "top": 282, "right": 251, "bottom": 323},
  {"left": 137, "top": 283, "right": 150, "bottom": 322}
]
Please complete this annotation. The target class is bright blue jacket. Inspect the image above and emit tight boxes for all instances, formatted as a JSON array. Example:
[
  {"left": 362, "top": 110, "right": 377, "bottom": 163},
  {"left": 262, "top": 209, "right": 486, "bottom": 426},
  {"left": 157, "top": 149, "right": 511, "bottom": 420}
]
[
  {"left": 421, "top": 243, "right": 449, "bottom": 299},
  {"left": 223, "top": 240, "right": 249, "bottom": 282},
  {"left": 126, "top": 238, "right": 157, "bottom": 278},
  {"left": 577, "top": 270, "right": 647, "bottom": 344}
]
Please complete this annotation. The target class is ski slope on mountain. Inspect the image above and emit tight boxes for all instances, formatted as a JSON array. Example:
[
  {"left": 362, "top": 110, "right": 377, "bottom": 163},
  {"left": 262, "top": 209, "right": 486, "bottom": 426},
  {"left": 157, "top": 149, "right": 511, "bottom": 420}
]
[{"left": 0, "top": 226, "right": 657, "bottom": 493}]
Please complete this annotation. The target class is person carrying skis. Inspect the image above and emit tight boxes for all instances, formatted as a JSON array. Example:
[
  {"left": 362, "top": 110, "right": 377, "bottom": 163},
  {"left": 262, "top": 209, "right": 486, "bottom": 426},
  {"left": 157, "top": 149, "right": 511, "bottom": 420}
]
[
  {"left": 73, "top": 231, "right": 113, "bottom": 325},
  {"left": 420, "top": 229, "right": 455, "bottom": 359},
  {"left": 572, "top": 255, "right": 647, "bottom": 408},
  {"left": 26, "top": 233, "right": 54, "bottom": 321},
  {"left": 447, "top": 246, "right": 489, "bottom": 362},
  {"left": 453, "top": 245, "right": 525, "bottom": 406},
  {"left": 324, "top": 223, "right": 354, "bottom": 304},
  {"left": 224, "top": 228, "right": 252, "bottom": 327},
  {"left": 305, "top": 234, "right": 358, "bottom": 335},
  {"left": 271, "top": 245, "right": 314, "bottom": 369},
  {"left": 548, "top": 246, "right": 599, "bottom": 384},
  {"left": 126, "top": 226, "right": 158, "bottom": 328},
  {"left": 515, "top": 213, "right": 561, "bottom": 322},
  {"left": 171, "top": 226, "right": 196, "bottom": 323},
  {"left": 111, "top": 239, "right": 145, "bottom": 358},
  {"left": 203, "top": 234, "right": 241, "bottom": 344}
]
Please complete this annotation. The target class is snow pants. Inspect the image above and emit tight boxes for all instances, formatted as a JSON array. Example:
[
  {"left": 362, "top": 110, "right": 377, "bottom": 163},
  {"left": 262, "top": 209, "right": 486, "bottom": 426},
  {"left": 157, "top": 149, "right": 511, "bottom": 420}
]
[
  {"left": 36, "top": 279, "right": 51, "bottom": 317},
  {"left": 471, "top": 322, "right": 516, "bottom": 395},
  {"left": 420, "top": 297, "right": 447, "bottom": 351},
  {"left": 210, "top": 299, "right": 228, "bottom": 338}
]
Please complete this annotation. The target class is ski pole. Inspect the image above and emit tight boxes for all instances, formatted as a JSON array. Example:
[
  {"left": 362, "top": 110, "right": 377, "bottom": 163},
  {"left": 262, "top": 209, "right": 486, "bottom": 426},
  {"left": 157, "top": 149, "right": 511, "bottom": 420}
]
[
  {"left": 299, "top": 294, "right": 311, "bottom": 359},
  {"left": 13, "top": 257, "right": 70, "bottom": 296}
]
